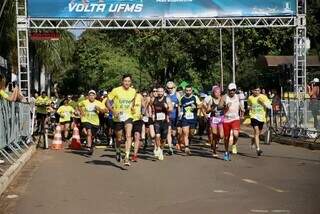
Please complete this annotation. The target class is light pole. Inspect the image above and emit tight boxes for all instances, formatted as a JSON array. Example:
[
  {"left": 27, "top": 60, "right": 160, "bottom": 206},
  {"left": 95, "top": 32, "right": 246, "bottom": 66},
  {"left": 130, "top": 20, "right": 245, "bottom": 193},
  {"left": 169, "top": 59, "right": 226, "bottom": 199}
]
[
  {"left": 220, "top": 28, "right": 224, "bottom": 89},
  {"left": 232, "top": 28, "right": 236, "bottom": 84}
]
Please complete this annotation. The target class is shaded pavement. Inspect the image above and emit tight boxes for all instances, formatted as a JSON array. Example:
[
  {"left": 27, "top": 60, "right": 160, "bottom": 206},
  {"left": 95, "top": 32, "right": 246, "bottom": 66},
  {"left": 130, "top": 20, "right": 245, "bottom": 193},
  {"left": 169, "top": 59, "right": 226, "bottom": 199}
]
[{"left": 1, "top": 138, "right": 320, "bottom": 214}]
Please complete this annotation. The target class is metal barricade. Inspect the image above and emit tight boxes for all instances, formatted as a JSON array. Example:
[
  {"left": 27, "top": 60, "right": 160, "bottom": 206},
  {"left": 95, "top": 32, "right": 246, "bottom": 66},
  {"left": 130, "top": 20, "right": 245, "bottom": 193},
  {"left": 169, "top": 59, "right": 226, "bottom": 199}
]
[
  {"left": 0, "top": 99, "right": 33, "bottom": 167},
  {"left": 279, "top": 98, "right": 319, "bottom": 141}
]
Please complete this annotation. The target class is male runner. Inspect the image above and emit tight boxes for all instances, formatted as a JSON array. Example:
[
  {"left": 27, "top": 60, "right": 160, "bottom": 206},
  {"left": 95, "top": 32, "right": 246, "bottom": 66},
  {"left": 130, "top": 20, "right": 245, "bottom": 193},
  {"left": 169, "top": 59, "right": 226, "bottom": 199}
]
[
  {"left": 78, "top": 90, "right": 107, "bottom": 155},
  {"left": 152, "top": 86, "right": 173, "bottom": 160},
  {"left": 179, "top": 85, "right": 201, "bottom": 155},
  {"left": 166, "top": 81, "right": 180, "bottom": 155},
  {"left": 107, "top": 74, "right": 136, "bottom": 166},
  {"left": 248, "top": 86, "right": 271, "bottom": 156},
  {"left": 220, "top": 83, "right": 244, "bottom": 161}
]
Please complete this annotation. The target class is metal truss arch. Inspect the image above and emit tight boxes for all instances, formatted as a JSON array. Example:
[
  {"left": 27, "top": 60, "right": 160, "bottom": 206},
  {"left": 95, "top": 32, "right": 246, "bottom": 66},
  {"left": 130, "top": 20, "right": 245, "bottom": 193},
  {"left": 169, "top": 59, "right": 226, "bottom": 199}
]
[{"left": 28, "top": 16, "right": 296, "bottom": 30}]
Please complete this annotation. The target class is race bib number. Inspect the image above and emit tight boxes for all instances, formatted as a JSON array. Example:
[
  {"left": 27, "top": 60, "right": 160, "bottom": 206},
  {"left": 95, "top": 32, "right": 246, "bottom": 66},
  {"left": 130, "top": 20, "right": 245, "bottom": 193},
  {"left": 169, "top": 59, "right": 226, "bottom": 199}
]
[
  {"left": 212, "top": 117, "right": 222, "bottom": 124},
  {"left": 142, "top": 116, "right": 149, "bottom": 123},
  {"left": 119, "top": 112, "right": 128, "bottom": 122},
  {"left": 226, "top": 113, "right": 237, "bottom": 120},
  {"left": 86, "top": 103, "right": 96, "bottom": 112},
  {"left": 185, "top": 112, "right": 194, "bottom": 120},
  {"left": 156, "top": 113, "right": 166, "bottom": 121}
]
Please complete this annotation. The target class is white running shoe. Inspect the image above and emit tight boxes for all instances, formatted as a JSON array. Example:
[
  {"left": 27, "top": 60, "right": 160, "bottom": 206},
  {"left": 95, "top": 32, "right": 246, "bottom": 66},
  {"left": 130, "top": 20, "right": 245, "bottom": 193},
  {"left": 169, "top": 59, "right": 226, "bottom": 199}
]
[
  {"left": 158, "top": 149, "right": 164, "bottom": 160},
  {"left": 154, "top": 148, "right": 159, "bottom": 158}
]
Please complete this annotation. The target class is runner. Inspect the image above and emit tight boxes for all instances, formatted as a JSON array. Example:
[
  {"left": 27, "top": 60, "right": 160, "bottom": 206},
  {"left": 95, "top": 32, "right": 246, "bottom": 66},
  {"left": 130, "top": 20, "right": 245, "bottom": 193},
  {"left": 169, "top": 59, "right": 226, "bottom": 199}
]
[
  {"left": 78, "top": 90, "right": 106, "bottom": 155},
  {"left": 57, "top": 98, "right": 75, "bottom": 142},
  {"left": 220, "top": 83, "right": 244, "bottom": 161},
  {"left": 166, "top": 81, "right": 180, "bottom": 155},
  {"left": 107, "top": 74, "right": 136, "bottom": 166},
  {"left": 35, "top": 91, "right": 51, "bottom": 134},
  {"left": 248, "top": 86, "right": 271, "bottom": 156},
  {"left": 152, "top": 85, "right": 173, "bottom": 160},
  {"left": 205, "top": 85, "right": 224, "bottom": 158},
  {"left": 179, "top": 85, "right": 201, "bottom": 155},
  {"left": 141, "top": 90, "right": 152, "bottom": 151},
  {"left": 131, "top": 90, "right": 145, "bottom": 162}
]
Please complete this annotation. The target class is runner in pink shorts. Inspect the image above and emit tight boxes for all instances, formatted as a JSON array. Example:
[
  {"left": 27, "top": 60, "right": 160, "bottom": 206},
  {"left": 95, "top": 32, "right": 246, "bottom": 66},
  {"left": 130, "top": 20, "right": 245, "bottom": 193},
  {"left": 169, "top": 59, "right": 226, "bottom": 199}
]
[{"left": 205, "top": 85, "right": 224, "bottom": 158}]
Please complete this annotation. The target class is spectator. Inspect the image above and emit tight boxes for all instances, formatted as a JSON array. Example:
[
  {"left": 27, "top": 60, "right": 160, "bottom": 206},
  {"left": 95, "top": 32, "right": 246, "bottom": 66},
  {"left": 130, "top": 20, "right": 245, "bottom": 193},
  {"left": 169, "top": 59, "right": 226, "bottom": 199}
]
[
  {"left": 0, "top": 73, "right": 18, "bottom": 102},
  {"left": 307, "top": 78, "right": 320, "bottom": 129}
]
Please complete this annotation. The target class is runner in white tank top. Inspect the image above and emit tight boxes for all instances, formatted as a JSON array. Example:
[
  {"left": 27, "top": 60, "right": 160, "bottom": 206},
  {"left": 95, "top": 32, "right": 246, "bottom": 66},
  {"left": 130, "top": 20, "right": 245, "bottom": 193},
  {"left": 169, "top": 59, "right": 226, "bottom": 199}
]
[{"left": 220, "top": 83, "right": 244, "bottom": 161}]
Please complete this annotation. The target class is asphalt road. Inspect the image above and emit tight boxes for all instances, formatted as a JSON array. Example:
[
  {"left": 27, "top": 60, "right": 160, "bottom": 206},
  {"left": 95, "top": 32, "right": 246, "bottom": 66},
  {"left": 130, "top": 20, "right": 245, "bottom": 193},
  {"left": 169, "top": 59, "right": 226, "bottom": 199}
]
[{"left": 1, "top": 138, "right": 320, "bottom": 214}]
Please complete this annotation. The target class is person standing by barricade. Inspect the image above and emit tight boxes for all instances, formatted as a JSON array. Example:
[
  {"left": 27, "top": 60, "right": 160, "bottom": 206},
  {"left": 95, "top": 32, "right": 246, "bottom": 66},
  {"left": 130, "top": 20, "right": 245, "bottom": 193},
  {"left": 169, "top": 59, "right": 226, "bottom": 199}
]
[{"left": 308, "top": 78, "right": 320, "bottom": 129}]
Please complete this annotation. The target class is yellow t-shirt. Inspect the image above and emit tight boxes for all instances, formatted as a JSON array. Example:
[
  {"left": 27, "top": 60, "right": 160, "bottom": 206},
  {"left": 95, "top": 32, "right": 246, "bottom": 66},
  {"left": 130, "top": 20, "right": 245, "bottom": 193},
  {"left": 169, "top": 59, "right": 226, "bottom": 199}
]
[
  {"left": 248, "top": 94, "right": 271, "bottom": 122},
  {"left": 35, "top": 96, "right": 51, "bottom": 114},
  {"left": 132, "top": 93, "right": 143, "bottom": 121},
  {"left": 0, "top": 89, "right": 9, "bottom": 100},
  {"left": 108, "top": 86, "right": 136, "bottom": 122},
  {"left": 79, "top": 99, "right": 106, "bottom": 126},
  {"left": 57, "top": 105, "right": 75, "bottom": 123}
]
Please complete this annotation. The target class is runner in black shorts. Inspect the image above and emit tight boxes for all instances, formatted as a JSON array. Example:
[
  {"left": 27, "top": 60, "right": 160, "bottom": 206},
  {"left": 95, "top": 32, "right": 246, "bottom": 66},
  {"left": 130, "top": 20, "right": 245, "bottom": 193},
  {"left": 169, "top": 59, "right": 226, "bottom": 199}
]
[{"left": 152, "top": 86, "right": 173, "bottom": 160}]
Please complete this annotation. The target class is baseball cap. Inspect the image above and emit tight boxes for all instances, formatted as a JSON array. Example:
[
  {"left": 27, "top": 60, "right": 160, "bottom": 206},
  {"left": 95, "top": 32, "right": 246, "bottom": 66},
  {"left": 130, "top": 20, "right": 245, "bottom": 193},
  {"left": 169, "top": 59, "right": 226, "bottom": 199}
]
[
  {"left": 88, "top": 90, "right": 96, "bottom": 95},
  {"left": 312, "top": 78, "right": 319, "bottom": 83},
  {"left": 211, "top": 85, "right": 221, "bottom": 93},
  {"left": 228, "top": 83, "right": 237, "bottom": 90}
]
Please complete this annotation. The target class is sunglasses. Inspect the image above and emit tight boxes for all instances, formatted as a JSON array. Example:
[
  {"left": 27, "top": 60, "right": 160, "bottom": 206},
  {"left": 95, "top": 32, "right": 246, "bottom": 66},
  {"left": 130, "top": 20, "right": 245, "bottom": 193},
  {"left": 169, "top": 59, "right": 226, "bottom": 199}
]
[
  {"left": 167, "top": 87, "right": 174, "bottom": 90},
  {"left": 229, "top": 89, "right": 236, "bottom": 92},
  {"left": 142, "top": 94, "right": 148, "bottom": 97}
]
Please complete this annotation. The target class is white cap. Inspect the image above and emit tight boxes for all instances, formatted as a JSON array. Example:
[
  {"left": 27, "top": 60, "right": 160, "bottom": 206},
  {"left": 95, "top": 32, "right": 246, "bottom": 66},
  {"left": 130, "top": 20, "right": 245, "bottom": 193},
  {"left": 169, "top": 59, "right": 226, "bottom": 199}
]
[
  {"left": 312, "top": 78, "right": 319, "bottom": 83},
  {"left": 228, "top": 83, "right": 237, "bottom": 90},
  {"left": 102, "top": 91, "right": 108, "bottom": 96},
  {"left": 88, "top": 90, "right": 96, "bottom": 95}
]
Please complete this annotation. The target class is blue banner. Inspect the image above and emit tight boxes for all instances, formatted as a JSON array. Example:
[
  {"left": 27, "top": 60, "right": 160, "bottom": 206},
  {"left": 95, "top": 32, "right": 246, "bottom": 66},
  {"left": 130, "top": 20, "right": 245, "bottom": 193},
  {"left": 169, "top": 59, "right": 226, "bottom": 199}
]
[{"left": 28, "top": 0, "right": 296, "bottom": 18}]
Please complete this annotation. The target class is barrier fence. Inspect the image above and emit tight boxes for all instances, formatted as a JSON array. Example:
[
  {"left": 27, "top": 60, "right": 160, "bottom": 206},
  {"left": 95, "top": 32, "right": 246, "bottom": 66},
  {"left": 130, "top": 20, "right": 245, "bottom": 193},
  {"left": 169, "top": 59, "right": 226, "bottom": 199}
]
[
  {"left": 271, "top": 98, "right": 320, "bottom": 141},
  {"left": 0, "top": 99, "right": 33, "bottom": 167}
]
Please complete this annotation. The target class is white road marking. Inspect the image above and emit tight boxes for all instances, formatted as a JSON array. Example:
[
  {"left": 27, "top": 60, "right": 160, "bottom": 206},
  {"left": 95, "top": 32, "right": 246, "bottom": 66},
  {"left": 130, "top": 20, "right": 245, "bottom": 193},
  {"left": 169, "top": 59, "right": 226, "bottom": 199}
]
[
  {"left": 6, "top": 194, "right": 18, "bottom": 199},
  {"left": 213, "top": 190, "right": 228, "bottom": 193},
  {"left": 272, "top": 210, "right": 290, "bottom": 213},
  {"left": 242, "top": 179, "right": 258, "bottom": 184},
  {"left": 223, "top": 171, "right": 235, "bottom": 176},
  {"left": 250, "top": 209, "right": 269, "bottom": 213}
]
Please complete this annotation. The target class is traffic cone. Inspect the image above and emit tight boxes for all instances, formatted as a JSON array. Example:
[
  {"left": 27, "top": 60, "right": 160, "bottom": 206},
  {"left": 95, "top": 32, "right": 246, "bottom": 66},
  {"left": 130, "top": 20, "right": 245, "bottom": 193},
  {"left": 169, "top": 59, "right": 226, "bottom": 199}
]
[
  {"left": 51, "top": 125, "right": 63, "bottom": 150},
  {"left": 69, "top": 126, "right": 82, "bottom": 150}
]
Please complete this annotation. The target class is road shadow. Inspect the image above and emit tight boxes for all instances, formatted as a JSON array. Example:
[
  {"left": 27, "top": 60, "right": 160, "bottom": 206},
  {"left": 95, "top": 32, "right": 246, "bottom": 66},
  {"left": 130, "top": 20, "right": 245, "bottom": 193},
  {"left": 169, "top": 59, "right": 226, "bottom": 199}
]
[
  {"left": 65, "top": 150, "right": 92, "bottom": 158},
  {"left": 263, "top": 154, "right": 320, "bottom": 163},
  {"left": 85, "top": 160, "right": 127, "bottom": 170}
]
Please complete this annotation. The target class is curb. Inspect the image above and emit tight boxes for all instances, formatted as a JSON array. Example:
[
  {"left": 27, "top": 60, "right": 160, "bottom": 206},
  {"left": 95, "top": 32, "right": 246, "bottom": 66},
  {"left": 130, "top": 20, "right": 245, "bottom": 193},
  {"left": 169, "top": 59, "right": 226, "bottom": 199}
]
[
  {"left": 0, "top": 144, "right": 37, "bottom": 196},
  {"left": 272, "top": 136, "right": 320, "bottom": 150}
]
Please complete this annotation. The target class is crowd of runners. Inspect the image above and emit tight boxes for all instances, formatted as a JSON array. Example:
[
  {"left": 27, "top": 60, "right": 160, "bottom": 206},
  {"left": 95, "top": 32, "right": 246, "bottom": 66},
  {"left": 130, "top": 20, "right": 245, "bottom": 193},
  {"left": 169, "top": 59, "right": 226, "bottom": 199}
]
[{"left": 33, "top": 74, "right": 272, "bottom": 166}]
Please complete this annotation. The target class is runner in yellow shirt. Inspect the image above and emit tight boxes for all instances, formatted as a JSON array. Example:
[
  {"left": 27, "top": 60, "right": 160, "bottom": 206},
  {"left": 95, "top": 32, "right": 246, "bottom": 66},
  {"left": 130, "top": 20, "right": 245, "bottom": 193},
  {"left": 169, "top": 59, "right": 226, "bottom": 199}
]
[
  {"left": 248, "top": 86, "right": 271, "bottom": 156},
  {"left": 57, "top": 99, "right": 75, "bottom": 142},
  {"left": 106, "top": 74, "right": 136, "bottom": 166},
  {"left": 131, "top": 91, "right": 145, "bottom": 162},
  {"left": 79, "top": 90, "right": 107, "bottom": 155}
]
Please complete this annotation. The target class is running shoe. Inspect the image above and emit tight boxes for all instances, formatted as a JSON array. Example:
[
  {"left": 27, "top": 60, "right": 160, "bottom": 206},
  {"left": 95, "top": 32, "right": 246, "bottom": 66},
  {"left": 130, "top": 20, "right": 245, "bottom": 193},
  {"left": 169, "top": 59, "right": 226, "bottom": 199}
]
[
  {"left": 228, "top": 152, "right": 232, "bottom": 161},
  {"left": 232, "top": 145, "right": 238, "bottom": 154},
  {"left": 223, "top": 152, "right": 229, "bottom": 161},
  {"left": 154, "top": 148, "right": 159, "bottom": 158},
  {"left": 158, "top": 149, "right": 164, "bottom": 160},
  {"left": 88, "top": 146, "right": 94, "bottom": 155},
  {"left": 212, "top": 153, "right": 219, "bottom": 158},
  {"left": 131, "top": 155, "right": 138, "bottom": 162},
  {"left": 116, "top": 152, "right": 122, "bottom": 162},
  {"left": 257, "top": 149, "right": 263, "bottom": 156},
  {"left": 124, "top": 158, "right": 131, "bottom": 166},
  {"left": 167, "top": 147, "right": 174, "bottom": 156},
  {"left": 185, "top": 147, "right": 191, "bottom": 156}
]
